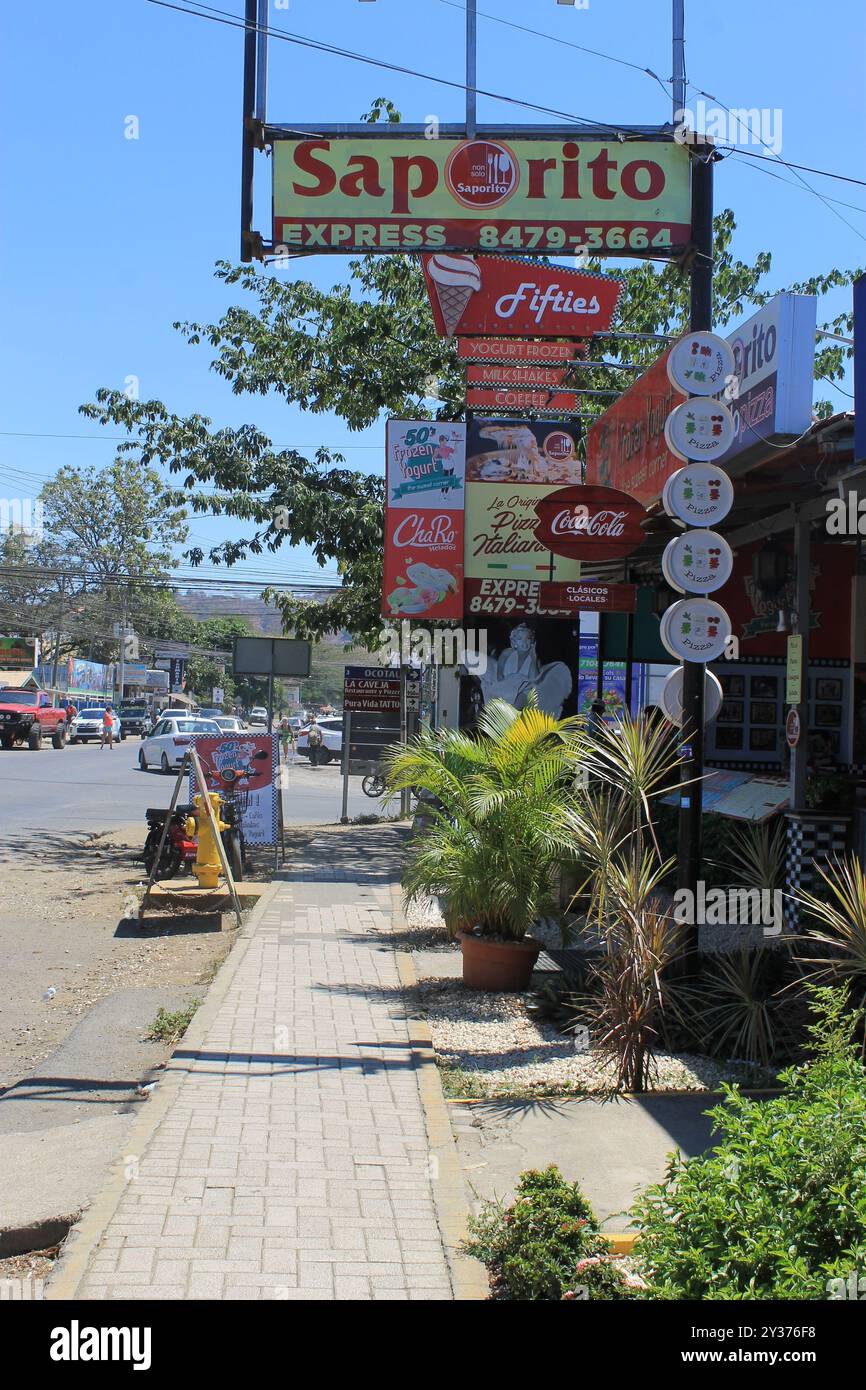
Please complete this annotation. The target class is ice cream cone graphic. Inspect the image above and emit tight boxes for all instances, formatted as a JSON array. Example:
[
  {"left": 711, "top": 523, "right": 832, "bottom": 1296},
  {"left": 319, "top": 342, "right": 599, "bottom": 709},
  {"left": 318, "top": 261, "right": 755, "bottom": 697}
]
[{"left": 425, "top": 253, "right": 482, "bottom": 337}]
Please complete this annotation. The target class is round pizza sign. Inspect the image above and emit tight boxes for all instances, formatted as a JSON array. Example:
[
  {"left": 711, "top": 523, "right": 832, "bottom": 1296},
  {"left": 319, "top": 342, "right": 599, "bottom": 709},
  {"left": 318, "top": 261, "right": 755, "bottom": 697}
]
[
  {"left": 667, "top": 331, "right": 736, "bottom": 397},
  {"left": 662, "top": 465, "right": 734, "bottom": 528},
  {"left": 662, "top": 529, "right": 734, "bottom": 594},
  {"left": 660, "top": 598, "right": 732, "bottom": 663},
  {"left": 665, "top": 397, "right": 735, "bottom": 462}
]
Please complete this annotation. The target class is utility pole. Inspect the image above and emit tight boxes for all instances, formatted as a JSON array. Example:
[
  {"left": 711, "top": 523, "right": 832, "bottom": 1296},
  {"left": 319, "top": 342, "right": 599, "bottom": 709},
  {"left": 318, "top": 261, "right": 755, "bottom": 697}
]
[
  {"left": 676, "top": 150, "right": 714, "bottom": 913},
  {"left": 240, "top": 0, "right": 257, "bottom": 262},
  {"left": 49, "top": 575, "right": 66, "bottom": 706}
]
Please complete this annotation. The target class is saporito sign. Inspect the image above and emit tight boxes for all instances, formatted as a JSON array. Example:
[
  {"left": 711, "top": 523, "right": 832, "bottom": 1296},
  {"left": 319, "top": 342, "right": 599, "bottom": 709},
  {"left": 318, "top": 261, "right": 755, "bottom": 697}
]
[{"left": 272, "top": 137, "right": 692, "bottom": 254}]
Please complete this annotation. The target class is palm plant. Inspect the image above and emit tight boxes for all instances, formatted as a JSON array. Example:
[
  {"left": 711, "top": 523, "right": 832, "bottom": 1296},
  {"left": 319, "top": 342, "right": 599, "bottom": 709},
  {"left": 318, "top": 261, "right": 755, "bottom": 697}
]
[{"left": 384, "top": 697, "right": 585, "bottom": 942}]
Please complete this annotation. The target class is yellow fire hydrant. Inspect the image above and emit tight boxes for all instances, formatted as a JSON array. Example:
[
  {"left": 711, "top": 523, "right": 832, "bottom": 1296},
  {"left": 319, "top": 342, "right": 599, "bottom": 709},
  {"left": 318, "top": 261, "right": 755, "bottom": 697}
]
[{"left": 185, "top": 792, "right": 229, "bottom": 890}]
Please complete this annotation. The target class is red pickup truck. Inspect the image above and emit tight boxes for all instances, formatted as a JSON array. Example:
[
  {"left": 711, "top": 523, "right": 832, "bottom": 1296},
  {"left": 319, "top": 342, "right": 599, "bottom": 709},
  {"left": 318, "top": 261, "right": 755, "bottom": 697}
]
[{"left": 0, "top": 689, "right": 67, "bottom": 750}]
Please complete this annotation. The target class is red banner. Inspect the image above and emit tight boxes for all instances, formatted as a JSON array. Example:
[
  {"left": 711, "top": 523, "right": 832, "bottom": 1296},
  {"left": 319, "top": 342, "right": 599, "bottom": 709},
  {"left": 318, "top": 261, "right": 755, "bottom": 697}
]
[
  {"left": 458, "top": 338, "right": 588, "bottom": 363},
  {"left": 539, "top": 580, "right": 637, "bottom": 612},
  {"left": 467, "top": 387, "right": 582, "bottom": 413},
  {"left": 423, "top": 253, "right": 622, "bottom": 338},
  {"left": 467, "top": 363, "right": 572, "bottom": 388},
  {"left": 585, "top": 345, "right": 685, "bottom": 506},
  {"left": 382, "top": 509, "right": 465, "bottom": 620},
  {"left": 533, "top": 485, "right": 646, "bottom": 563}
]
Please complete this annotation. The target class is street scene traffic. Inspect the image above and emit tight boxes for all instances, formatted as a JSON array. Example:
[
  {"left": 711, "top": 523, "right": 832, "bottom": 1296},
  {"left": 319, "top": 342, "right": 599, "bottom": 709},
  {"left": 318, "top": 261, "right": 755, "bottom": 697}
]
[{"left": 2, "top": 0, "right": 866, "bottom": 1354}]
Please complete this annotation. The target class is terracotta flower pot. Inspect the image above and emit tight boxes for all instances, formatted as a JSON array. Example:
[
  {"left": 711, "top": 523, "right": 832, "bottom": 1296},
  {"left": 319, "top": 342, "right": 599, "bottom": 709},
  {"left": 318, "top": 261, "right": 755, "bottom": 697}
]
[{"left": 459, "top": 930, "right": 542, "bottom": 992}]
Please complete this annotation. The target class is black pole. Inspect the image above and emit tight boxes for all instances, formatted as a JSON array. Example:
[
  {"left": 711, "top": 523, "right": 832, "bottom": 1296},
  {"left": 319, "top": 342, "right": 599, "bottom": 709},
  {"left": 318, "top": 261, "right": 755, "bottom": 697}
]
[
  {"left": 240, "top": 0, "right": 257, "bottom": 263},
  {"left": 677, "top": 150, "right": 714, "bottom": 913}
]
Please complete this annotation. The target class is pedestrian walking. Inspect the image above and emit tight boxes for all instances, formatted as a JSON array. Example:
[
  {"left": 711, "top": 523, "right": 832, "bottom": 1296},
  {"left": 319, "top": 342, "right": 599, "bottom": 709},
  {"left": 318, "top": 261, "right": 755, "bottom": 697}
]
[
  {"left": 307, "top": 716, "right": 323, "bottom": 768},
  {"left": 279, "top": 716, "right": 295, "bottom": 765},
  {"left": 100, "top": 704, "right": 114, "bottom": 750}
]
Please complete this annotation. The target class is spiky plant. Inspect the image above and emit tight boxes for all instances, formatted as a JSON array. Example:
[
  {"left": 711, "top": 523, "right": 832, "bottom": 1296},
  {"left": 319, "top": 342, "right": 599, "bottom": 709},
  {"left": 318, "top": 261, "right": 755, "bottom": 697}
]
[
  {"left": 699, "top": 948, "right": 801, "bottom": 1067},
  {"left": 384, "top": 697, "right": 586, "bottom": 942},
  {"left": 796, "top": 855, "right": 866, "bottom": 1014}
]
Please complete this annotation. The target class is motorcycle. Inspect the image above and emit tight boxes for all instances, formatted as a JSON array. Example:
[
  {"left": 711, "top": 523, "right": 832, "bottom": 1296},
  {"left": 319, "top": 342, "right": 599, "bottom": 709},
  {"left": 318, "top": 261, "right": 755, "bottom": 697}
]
[
  {"left": 141, "top": 799, "right": 245, "bottom": 882},
  {"left": 361, "top": 771, "right": 388, "bottom": 799}
]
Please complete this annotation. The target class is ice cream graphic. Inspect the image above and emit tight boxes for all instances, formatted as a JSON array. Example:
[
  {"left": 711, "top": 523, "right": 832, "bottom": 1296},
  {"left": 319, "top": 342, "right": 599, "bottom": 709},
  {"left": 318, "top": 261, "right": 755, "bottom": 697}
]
[
  {"left": 386, "top": 562, "right": 457, "bottom": 615},
  {"left": 426, "top": 254, "right": 482, "bottom": 336}
]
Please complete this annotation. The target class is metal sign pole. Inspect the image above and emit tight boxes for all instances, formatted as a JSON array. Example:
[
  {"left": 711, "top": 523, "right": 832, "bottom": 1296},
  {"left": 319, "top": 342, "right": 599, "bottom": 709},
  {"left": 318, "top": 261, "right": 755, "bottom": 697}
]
[
  {"left": 138, "top": 751, "right": 192, "bottom": 924},
  {"left": 340, "top": 710, "right": 352, "bottom": 825},
  {"left": 466, "top": 0, "right": 477, "bottom": 138},
  {"left": 672, "top": 0, "right": 686, "bottom": 122},
  {"left": 399, "top": 665, "right": 410, "bottom": 819},
  {"left": 677, "top": 150, "right": 714, "bottom": 928}
]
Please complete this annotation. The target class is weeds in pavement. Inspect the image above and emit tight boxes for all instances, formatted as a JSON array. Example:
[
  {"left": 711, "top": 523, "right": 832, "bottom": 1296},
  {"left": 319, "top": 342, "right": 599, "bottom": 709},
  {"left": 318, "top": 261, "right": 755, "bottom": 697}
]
[{"left": 145, "top": 1000, "right": 201, "bottom": 1045}]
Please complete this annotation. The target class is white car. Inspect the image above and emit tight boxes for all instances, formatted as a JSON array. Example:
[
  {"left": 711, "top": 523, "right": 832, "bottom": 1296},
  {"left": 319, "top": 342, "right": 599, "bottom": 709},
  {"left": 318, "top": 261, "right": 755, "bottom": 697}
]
[
  {"left": 296, "top": 716, "right": 343, "bottom": 763},
  {"left": 138, "top": 716, "right": 222, "bottom": 773},
  {"left": 69, "top": 707, "right": 124, "bottom": 743},
  {"left": 214, "top": 716, "right": 247, "bottom": 734},
  {"left": 248, "top": 706, "right": 268, "bottom": 726}
]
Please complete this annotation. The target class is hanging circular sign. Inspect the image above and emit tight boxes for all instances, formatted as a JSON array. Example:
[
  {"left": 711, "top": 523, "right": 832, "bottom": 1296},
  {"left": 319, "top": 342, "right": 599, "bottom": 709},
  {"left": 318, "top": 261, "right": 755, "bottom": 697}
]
[
  {"left": 532, "top": 485, "right": 646, "bottom": 563},
  {"left": 667, "top": 332, "right": 736, "bottom": 397},
  {"left": 662, "top": 529, "right": 734, "bottom": 595},
  {"left": 659, "top": 666, "right": 724, "bottom": 727},
  {"left": 664, "top": 397, "right": 735, "bottom": 462},
  {"left": 663, "top": 465, "right": 734, "bottom": 528},
  {"left": 785, "top": 708, "right": 801, "bottom": 749},
  {"left": 660, "top": 598, "right": 732, "bottom": 663}
]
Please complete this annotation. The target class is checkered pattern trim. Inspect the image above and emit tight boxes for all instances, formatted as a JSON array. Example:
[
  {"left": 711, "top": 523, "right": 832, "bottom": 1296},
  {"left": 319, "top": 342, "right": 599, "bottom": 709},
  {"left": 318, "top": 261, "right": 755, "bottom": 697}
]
[{"left": 784, "top": 812, "right": 851, "bottom": 928}]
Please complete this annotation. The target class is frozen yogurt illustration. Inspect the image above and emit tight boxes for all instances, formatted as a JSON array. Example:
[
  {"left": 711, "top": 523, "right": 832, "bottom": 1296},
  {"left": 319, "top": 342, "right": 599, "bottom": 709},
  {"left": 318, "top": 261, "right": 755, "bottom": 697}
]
[
  {"left": 426, "top": 254, "right": 482, "bottom": 336},
  {"left": 386, "top": 562, "right": 457, "bottom": 615}
]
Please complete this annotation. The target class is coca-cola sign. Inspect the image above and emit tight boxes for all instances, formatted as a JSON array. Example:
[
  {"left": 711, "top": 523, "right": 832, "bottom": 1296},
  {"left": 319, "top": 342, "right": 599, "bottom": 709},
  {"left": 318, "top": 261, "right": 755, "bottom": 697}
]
[
  {"left": 533, "top": 485, "right": 646, "bottom": 563},
  {"left": 423, "top": 253, "right": 622, "bottom": 338}
]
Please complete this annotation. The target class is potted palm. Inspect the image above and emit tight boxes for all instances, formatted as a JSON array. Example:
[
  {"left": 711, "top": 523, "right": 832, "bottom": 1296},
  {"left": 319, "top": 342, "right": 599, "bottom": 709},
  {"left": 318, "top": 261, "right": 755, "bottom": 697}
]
[{"left": 384, "top": 698, "right": 584, "bottom": 990}]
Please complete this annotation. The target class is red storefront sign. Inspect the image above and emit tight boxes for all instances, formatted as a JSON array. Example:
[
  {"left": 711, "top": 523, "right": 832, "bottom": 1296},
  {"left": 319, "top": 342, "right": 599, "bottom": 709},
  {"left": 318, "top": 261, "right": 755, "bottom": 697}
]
[
  {"left": 458, "top": 338, "right": 588, "bottom": 363},
  {"left": 382, "top": 509, "right": 464, "bottom": 621},
  {"left": 423, "top": 253, "right": 622, "bottom": 338},
  {"left": 533, "top": 485, "right": 646, "bottom": 562},
  {"left": 585, "top": 345, "right": 685, "bottom": 506},
  {"left": 539, "top": 580, "right": 637, "bottom": 612},
  {"left": 467, "top": 363, "right": 572, "bottom": 388},
  {"left": 467, "top": 387, "right": 582, "bottom": 413},
  {"left": 463, "top": 577, "right": 636, "bottom": 617}
]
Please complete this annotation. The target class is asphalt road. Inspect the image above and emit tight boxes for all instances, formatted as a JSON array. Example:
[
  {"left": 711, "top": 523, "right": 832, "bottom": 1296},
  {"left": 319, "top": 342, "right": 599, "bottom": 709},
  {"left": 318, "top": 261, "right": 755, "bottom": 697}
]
[{"left": 0, "top": 739, "right": 397, "bottom": 835}]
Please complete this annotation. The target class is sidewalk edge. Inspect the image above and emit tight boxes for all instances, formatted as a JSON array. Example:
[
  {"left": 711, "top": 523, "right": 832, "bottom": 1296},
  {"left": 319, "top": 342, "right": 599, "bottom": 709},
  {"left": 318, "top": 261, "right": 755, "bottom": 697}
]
[
  {"left": 390, "top": 886, "right": 488, "bottom": 1303},
  {"left": 46, "top": 881, "right": 283, "bottom": 1301}
]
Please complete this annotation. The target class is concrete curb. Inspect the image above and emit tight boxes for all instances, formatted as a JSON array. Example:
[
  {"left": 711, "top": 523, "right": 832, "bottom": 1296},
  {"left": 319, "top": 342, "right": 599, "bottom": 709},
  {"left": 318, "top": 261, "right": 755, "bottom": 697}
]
[
  {"left": 390, "top": 885, "right": 489, "bottom": 1303},
  {"left": 46, "top": 880, "right": 283, "bottom": 1301}
]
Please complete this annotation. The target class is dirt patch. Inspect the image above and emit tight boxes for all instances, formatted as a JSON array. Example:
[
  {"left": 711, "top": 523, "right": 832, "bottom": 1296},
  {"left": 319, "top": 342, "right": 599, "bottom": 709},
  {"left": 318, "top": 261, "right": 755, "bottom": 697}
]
[
  {"left": 0, "top": 1245, "right": 56, "bottom": 1295},
  {"left": 0, "top": 825, "right": 245, "bottom": 1093}
]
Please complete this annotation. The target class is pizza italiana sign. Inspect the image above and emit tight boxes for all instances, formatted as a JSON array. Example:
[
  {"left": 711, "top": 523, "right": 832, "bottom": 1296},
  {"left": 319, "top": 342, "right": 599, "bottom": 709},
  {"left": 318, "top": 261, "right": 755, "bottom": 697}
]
[{"left": 273, "top": 137, "right": 692, "bottom": 254}]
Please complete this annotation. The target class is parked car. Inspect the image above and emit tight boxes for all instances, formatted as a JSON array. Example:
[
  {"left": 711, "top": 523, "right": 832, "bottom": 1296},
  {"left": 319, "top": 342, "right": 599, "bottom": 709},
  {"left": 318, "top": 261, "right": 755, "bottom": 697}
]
[
  {"left": 138, "top": 716, "right": 223, "bottom": 773},
  {"left": 68, "top": 707, "right": 124, "bottom": 744},
  {"left": 0, "top": 688, "right": 67, "bottom": 750},
  {"left": 118, "top": 703, "right": 149, "bottom": 736},
  {"left": 296, "top": 716, "right": 343, "bottom": 763}
]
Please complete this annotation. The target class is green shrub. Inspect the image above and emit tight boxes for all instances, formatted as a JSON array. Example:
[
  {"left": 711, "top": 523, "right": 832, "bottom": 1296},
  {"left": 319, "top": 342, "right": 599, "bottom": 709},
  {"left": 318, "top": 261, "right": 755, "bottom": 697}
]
[
  {"left": 462, "top": 1165, "right": 610, "bottom": 1300},
  {"left": 632, "top": 987, "right": 866, "bottom": 1299},
  {"left": 562, "top": 1255, "right": 643, "bottom": 1300}
]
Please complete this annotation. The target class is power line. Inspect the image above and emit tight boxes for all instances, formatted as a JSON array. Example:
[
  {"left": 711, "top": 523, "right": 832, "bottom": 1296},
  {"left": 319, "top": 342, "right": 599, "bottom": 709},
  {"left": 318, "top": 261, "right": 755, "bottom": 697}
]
[{"left": 144, "top": 0, "right": 632, "bottom": 136}]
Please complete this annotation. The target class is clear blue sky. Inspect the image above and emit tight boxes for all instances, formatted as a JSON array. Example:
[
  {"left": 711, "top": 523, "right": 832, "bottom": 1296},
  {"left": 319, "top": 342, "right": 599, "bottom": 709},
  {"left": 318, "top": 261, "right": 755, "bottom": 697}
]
[{"left": 2, "top": 0, "right": 864, "bottom": 590}]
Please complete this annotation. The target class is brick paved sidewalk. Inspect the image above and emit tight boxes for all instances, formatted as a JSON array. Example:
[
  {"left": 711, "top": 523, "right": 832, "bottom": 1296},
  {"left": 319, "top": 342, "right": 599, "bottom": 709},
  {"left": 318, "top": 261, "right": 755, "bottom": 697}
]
[{"left": 62, "top": 828, "right": 465, "bottom": 1301}]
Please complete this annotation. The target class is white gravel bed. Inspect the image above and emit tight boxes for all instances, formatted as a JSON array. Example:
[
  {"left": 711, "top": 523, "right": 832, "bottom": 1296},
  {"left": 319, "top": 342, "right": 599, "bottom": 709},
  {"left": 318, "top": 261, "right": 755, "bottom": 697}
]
[{"left": 418, "top": 978, "right": 772, "bottom": 1096}]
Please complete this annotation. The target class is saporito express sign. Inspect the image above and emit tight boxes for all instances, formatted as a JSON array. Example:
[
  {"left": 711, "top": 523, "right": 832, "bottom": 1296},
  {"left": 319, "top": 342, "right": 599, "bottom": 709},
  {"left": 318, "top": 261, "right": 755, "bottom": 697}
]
[
  {"left": 273, "top": 137, "right": 692, "bottom": 254},
  {"left": 533, "top": 485, "right": 646, "bottom": 563},
  {"left": 423, "top": 253, "right": 622, "bottom": 337}
]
